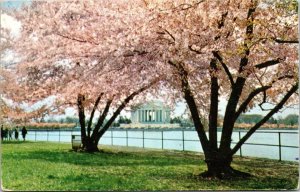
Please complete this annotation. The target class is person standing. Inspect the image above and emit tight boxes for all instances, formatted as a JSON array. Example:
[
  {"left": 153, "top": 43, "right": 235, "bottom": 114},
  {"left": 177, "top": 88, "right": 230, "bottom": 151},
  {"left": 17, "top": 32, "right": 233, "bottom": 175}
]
[
  {"left": 1, "top": 125, "right": 3, "bottom": 141},
  {"left": 3, "top": 128, "right": 8, "bottom": 141},
  {"left": 21, "top": 126, "right": 27, "bottom": 141},
  {"left": 8, "top": 129, "right": 13, "bottom": 140},
  {"left": 14, "top": 126, "right": 19, "bottom": 140}
]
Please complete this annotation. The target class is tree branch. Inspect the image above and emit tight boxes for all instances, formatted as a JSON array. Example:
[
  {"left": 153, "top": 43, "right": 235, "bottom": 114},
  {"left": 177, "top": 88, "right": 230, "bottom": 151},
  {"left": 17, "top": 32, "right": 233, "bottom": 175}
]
[
  {"left": 220, "top": 3, "right": 257, "bottom": 153},
  {"left": 235, "top": 74, "right": 295, "bottom": 118},
  {"left": 168, "top": 60, "right": 210, "bottom": 152},
  {"left": 87, "top": 93, "right": 104, "bottom": 138},
  {"left": 188, "top": 45, "right": 202, "bottom": 54},
  {"left": 209, "top": 58, "right": 219, "bottom": 150},
  {"left": 235, "top": 86, "right": 271, "bottom": 119},
  {"left": 217, "top": 11, "right": 228, "bottom": 29},
  {"left": 272, "top": 38, "right": 299, "bottom": 44},
  {"left": 212, "top": 51, "right": 234, "bottom": 86},
  {"left": 77, "top": 93, "right": 86, "bottom": 139},
  {"left": 172, "top": 0, "right": 204, "bottom": 11},
  {"left": 91, "top": 98, "right": 113, "bottom": 141},
  {"left": 55, "top": 32, "right": 99, "bottom": 45},
  {"left": 230, "top": 82, "right": 298, "bottom": 156},
  {"left": 123, "top": 49, "right": 148, "bottom": 57},
  {"left": 164, "top": 29, "right": 175, "bottom": 42},
  {"left": 180, "top": 1, "right": 203, "bottom": 10},
  {"left": 96, "top": 79, "right": 159, "bottom": 141},
  {"left": 255, "top": 58, "right": 281, "bottom": 69},
  {"left": 238, "top": 4, "right": 256, "bottom": 73}
]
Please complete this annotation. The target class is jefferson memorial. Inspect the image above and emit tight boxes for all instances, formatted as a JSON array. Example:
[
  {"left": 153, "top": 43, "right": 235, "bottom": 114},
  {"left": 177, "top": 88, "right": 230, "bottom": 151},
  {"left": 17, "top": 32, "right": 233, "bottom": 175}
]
[{"left": 120, "top": 101, "right": 180, "bottom": 128}]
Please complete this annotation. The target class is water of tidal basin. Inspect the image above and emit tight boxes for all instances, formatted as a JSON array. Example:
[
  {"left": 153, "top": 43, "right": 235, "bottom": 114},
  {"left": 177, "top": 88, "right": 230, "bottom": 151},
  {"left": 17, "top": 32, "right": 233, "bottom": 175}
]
[{"left": 25, "top": 129, "right": 298, "bottom": 161}]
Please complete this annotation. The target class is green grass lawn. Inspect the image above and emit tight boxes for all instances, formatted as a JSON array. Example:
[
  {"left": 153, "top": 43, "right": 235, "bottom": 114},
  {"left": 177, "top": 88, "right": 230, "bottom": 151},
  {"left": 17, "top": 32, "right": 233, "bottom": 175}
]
[{"left": 1, "top": 141, "right": 299, "bottom": 191}]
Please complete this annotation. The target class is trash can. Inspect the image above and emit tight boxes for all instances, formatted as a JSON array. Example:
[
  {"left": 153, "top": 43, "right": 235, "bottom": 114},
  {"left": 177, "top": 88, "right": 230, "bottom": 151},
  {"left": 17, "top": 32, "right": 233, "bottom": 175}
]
[{"left": 71, "top": 135, "right": 82, "bottom": 151}]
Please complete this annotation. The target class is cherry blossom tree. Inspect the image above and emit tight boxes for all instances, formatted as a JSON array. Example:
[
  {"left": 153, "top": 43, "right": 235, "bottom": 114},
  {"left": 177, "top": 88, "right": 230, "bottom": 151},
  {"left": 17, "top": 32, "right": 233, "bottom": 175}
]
[
  {"left": 6, "top": 0, "right": 163, "bottom": 152},
  {"left": 4, "top": 0, "right": 298, "bottom": 178},
  {"left": 139, "top": 0, "right": 298, "bottom": 178},
  {"left": 0, "top": 11, "right": 31, "bottom": 124}
]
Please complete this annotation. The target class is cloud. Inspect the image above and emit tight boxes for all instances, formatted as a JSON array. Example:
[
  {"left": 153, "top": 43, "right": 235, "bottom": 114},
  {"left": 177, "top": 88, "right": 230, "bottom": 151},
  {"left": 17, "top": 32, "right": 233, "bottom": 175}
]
[
  {"left": 1, "top": 12, "right": 21, "bottom": 38},
  {"left": 1, "top": 13, "right": 22, "bottom": 66}
]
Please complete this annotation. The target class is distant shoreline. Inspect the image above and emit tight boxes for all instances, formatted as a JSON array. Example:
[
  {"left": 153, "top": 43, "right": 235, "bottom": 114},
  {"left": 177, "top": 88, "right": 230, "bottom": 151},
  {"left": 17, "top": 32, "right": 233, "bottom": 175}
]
[{"left": 26, "top": 126, "right": 299, "bottom": 132}]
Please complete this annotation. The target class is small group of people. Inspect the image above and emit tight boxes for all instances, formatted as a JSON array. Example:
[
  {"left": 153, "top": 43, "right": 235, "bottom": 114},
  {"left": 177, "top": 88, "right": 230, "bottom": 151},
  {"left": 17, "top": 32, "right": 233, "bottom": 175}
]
[{"left": 1, "top": 125, "right": 28, "bottom": 141}]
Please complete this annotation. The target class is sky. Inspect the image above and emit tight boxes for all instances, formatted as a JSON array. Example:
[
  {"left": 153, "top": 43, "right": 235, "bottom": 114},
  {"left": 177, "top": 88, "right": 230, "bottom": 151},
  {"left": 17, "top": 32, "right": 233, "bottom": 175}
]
[
  {"left": 170, "top": 100, "right": 299, "bottom": 119},
  {"left": 1, "top": 1, "right": 29, "bottom": 9},
  {"left": 1, "top": 1, "right": 299, "bottom": 120},
  {"left": 1, "top": 13, "right": 21, "bottom": 36}
]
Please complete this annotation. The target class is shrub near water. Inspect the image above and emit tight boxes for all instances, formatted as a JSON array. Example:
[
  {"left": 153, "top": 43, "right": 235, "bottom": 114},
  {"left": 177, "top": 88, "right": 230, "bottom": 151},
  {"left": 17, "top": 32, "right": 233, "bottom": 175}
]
[
  {"left": 22, "top": 122, "right": 76, "bottom": 130},
  {"left": 234, "top": 123, "right": 298, "bottom": 129},
  {"left": 1, "top": 142, "right": 298, "bottom": 191}
]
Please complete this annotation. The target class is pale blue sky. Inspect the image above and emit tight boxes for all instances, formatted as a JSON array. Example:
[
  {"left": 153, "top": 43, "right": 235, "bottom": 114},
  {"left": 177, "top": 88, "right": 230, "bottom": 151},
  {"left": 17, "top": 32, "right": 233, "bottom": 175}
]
[{"left": 1, "top": 1, "right": 29, "bottom": 8}]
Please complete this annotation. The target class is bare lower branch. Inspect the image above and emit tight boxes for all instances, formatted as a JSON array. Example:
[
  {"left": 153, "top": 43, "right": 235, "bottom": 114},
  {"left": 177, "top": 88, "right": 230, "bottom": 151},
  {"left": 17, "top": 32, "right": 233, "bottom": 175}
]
[
  {"left": 235, "top": 74, "right": 295, "bottom": 117},
  {"left": 87, "top": 93, "right": 104, "bottom": 138},
  {"left": 258, "top": 89, "right": 267, "bottom": 109},
  {"left": 96, "top": 79, "right": 159, "bottom": 141},
  {"left": 230, "top": 82, "right": 298, "bottom": 156},
  {"left": 168, "top": 60, "right": 210, "bottom": 152},
  {"left": 91, "top": 98, "right": 113, "bottom": 141},
  {"left": 235, "top": 86, "right": 271, "bottom": 119}
]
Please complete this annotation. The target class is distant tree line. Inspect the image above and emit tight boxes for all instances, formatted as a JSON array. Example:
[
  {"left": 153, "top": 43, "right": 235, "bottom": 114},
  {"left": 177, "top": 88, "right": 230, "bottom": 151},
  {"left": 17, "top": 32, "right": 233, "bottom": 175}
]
[
  {"left": 45, "top": 116, "right": 132, "bottom": 127},
  {"left": 111, "top": 116, "right": 132, "bottom": 127},
  {"left": 44, "top": 116, "right": 79, "bottom": 124},
  {"left": 171, "top": 114, "right": 298, "bottom": 128},
  {"left": 236, "top": 114, "right": 298, "bottom": 126},
  {"left": 170, "top": 116, "right": 194, "bottom": 127},
  {"left": 44, "top": 114, "right": 298, "bottom": 128}
]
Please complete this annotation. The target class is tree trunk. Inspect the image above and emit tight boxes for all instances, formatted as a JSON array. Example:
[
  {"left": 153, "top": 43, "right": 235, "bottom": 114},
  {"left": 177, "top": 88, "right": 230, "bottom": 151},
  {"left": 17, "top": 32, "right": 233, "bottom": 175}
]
[
  {"left": 76, "top": 82, "right": 157, "bottom": 153},
  {"left": 201, "top": 152, "right": 250, "bottom": 179},
  {"left": 82, "top": 137, "right": 99, "bottom": 152}
]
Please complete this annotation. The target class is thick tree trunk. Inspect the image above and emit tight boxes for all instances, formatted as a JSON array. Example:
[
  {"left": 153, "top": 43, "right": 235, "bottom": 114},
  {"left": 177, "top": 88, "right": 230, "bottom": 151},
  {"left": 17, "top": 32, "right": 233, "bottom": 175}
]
[
  {"left": 80, "top": 136, "right": 100, "bottom": 152},
  {"left": 84, "top": 141, "right": 99, "bottom": 152},
  {"left": 201, "top": 152, "right": 251, "bottom": 179}
]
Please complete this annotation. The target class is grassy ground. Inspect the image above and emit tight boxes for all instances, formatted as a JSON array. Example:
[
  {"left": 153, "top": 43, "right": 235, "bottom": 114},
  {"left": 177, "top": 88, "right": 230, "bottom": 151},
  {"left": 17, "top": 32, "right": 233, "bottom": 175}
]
[{"left": 1, "top": 141, "right": 299, "bottom": 191}]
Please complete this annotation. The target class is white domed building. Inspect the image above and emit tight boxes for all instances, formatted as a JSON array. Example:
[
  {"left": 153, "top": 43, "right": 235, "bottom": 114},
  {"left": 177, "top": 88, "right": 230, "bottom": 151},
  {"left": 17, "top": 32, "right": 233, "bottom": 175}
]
[{"left": 120, "top": 101, "right": 180, "bottom": 128}]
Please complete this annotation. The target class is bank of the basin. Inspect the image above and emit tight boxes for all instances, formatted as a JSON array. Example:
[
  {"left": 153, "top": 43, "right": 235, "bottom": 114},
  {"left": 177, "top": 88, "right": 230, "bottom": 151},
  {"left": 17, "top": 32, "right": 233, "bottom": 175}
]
[{"left": 1, "top": 141, "right": 298, "bottom": 191}]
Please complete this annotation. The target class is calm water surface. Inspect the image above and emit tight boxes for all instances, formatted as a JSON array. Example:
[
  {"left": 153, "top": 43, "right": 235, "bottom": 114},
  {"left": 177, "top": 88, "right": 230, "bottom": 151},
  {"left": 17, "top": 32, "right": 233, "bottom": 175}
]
[{"left": 25, "top": 129, "right": 298, "bottom": 161}]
